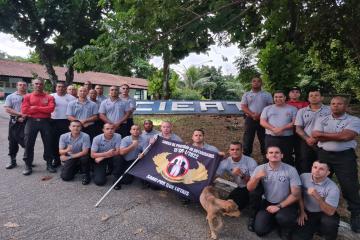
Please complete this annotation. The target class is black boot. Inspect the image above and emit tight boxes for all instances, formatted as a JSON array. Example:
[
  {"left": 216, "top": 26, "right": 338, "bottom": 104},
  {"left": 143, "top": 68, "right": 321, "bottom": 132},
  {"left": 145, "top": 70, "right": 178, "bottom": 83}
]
[
  {"left": 46, "top": 160, "right": 57, "bottom": 173},
  {"left": 22, "top": 165, "right": 32, "bottom": 175},
  {"left": 5, "top": 156, "right": 17, "bottom": 169},
  {"left": 82, "top": 174, "right": 91, "bottom": 185},
  {"left": 51, "top": 159, "right": 61, "bottom": 168}
]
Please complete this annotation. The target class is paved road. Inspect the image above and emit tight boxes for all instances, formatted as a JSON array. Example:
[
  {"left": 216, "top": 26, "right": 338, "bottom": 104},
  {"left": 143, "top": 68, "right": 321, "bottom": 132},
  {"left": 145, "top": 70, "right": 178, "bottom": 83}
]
[{"left": 0, "top": 104, "right": 357, "bottom": 240}]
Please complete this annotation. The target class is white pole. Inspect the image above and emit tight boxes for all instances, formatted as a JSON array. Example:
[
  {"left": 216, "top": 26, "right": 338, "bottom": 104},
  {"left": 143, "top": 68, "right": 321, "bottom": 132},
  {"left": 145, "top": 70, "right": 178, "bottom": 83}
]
[{"left": 94, "top": 138, "right": 156, "bottom": 208}]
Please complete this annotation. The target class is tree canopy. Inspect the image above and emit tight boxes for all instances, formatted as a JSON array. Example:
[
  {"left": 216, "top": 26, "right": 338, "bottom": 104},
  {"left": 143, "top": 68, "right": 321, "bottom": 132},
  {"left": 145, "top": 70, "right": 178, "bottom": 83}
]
[{"left": 1, "top": 0, "right": 359, "bottom": 100}]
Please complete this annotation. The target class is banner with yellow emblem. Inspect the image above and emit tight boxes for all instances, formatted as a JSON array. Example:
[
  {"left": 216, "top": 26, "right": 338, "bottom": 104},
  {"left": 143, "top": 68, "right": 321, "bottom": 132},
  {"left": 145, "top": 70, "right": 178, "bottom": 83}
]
[{"left": 129, "top": 136, "right": 222, "bottom": 201}]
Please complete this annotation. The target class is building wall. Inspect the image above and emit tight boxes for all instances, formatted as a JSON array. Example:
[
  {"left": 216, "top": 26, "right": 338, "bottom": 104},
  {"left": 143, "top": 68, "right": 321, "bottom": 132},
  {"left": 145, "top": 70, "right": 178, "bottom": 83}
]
[{"left": 0, "top": 75, "right": 147, "bottom": 100}]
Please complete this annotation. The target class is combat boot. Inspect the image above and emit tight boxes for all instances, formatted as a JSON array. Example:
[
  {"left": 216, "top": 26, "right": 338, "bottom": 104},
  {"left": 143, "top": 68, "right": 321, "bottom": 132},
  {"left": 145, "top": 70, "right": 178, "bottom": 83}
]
[
  {"left": 22, "top": 165, "right": 32, "bottom": 175},
  {"left": 46, "top": 160, "right": 57, "bottom": 173},
  {"left": 5, "top": 156, "right": 17, "bottom": 169}
]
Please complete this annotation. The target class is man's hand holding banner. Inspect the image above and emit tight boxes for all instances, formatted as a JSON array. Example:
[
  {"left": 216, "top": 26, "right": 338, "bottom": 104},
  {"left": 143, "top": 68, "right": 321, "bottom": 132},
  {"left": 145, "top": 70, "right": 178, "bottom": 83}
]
[{"left": 129, "top": 136, "right": 222, "bottom": 201}]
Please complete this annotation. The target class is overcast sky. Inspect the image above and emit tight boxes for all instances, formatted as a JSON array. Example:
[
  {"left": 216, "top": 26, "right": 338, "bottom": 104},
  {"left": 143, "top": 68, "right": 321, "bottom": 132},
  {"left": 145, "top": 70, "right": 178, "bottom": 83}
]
[{"left": 0, "top": 32, "right": 240, "bottom": 76}]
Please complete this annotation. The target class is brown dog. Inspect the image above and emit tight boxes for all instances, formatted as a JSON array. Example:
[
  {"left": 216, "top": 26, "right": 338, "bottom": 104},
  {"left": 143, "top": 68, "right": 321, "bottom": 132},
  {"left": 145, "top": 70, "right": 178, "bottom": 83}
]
[{"left": 200, "top": 186, "right": 241, "bottom": 239}]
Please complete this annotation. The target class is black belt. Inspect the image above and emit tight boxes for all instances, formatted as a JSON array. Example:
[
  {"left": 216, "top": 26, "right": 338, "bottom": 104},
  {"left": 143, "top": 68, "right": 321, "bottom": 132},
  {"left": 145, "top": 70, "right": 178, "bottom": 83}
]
[
  {"left": 29, "top": 117, "right": 49, "bottom": 122},
  {"left": 318, "top": 148, "right": 354, "bottom": 154}
]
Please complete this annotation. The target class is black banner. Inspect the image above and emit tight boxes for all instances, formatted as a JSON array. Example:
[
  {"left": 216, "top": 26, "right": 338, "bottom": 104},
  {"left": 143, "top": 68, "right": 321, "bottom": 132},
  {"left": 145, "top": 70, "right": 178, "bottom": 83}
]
[{"left": 129, "top": 136, "right": 221, "bottom": 201}]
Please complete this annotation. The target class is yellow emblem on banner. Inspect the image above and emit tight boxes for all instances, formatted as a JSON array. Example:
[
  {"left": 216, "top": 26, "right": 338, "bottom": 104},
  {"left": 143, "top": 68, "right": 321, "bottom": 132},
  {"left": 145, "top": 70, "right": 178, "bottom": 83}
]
[{"left": 153, "top": 152, "right": 208, "bottom": 184}]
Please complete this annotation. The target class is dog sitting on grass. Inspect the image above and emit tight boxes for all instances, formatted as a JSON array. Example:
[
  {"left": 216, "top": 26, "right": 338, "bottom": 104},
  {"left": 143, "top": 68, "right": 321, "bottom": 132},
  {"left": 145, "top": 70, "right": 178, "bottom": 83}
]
[{"left": 200, "top": 186, "right": 241, "bottom": 239}]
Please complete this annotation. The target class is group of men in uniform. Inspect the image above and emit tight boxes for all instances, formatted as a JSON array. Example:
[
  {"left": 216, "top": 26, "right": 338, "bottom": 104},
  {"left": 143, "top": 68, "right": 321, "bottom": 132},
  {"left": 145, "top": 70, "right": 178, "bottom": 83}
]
[
  {"left": 238, "top": 76, "right": 360, "bottom": 238},
  {"left": 3, "top": 76, "right": 360, "bottom": 238}
]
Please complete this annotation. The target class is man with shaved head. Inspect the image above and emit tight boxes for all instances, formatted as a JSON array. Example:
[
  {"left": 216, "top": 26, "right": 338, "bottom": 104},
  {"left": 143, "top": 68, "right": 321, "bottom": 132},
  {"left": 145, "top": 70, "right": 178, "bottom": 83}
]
[
  {"left": 99, "top": 85, "right": 131, "bottom": 138},
  {"left": 312, "top": 96, "right": 360, "bottom": 233},
  {"left": 66, "top": 86, "right": 98, "bottom": 141},
  {"left": 21, "top": 78, "right": 55, "bottom": 175},
  {"left": 4, "top": 81, "right": 27, "bottom": 169}
]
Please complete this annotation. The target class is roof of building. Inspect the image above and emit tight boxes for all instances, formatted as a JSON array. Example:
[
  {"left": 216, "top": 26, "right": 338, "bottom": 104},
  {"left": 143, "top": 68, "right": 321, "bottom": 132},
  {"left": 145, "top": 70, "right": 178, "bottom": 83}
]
[{"left": 0, "top": 59, "right": 148, "bottom": 89}]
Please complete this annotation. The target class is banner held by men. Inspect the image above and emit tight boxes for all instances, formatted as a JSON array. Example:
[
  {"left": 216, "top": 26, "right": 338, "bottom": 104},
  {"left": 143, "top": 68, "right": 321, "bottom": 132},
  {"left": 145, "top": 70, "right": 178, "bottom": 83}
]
[{"left": 129, "top": 136, "right": 222, "bottom": 201}]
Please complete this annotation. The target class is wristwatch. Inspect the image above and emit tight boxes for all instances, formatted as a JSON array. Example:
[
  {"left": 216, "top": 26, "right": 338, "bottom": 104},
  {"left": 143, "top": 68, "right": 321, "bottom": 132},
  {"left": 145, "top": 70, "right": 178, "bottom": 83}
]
[{"left": 276, "top": 203, "right": 282, "bottom": 209}]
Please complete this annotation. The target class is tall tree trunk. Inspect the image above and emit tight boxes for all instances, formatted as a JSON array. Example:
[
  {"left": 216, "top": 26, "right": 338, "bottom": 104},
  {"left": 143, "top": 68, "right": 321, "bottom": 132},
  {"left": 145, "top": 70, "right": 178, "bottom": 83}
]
[
  {"left": 162, "top": 48, "right": 171, "bottom": 100},
  {"left": 65, "top": 63, "right": 74, "bottom": 86},
  {"left": 287, "top": 0, "right": 298, "bottom": 43},
  {"left": 36, "top": 43, "right": 58, "bottom": 92}
]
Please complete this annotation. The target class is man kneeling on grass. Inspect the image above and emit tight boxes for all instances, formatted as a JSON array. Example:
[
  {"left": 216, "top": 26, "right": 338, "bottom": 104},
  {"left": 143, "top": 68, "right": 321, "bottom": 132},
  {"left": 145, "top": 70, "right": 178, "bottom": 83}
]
[{"left": 59, "top": 120, "right": 91, "bottom": 185}]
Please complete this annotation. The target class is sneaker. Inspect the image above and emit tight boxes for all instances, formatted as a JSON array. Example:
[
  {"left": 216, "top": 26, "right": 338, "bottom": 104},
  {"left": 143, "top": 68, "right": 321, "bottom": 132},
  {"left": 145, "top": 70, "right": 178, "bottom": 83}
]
[{"left": 351, "top": 214, "right": 360, "bottom": 233}]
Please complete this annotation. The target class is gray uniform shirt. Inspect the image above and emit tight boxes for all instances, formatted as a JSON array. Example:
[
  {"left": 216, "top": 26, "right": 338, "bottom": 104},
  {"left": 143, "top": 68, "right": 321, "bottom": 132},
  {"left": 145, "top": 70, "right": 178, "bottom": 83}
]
[
  {"left": 295, "top": 104, "right": 331, "bottom": 136},
  {"left": 51, "top": 93, "right": 76, "bottom": 119},
  {"left": 300, "top": 173, "right": 340, "bottom": 212},
  {"left": 261, "top": 104, "right": 298, "bottom": 136},
  {"left": 91, "top": 133, "right": 122, "bottom": 153},
  {"left": 66, "top": 99, "right": 98, "bottom": 123},
  {"left": 241, "top": 90, "right": 273, "bottom": 114},
  {"left": 314, "top": 113, "right": 360, "bottom": 151},
  {"left": 96, "top": 95, "right": 107, "bottom": 102},
  {"left": 195, "top": 143, "right": 220, "bottom": 153},
  {"left": 157, "top": 133, "right": 183, "bottom": 142},
  {"left": 141, "top": 129, "right": 160, "bottom": 145},
  {"left": 120, "top": 96, "right": 136, "bottom": 118},
  {"left": 217, "top": 155, "right": 258, "bottom": 188},
  {"left": 98, "top": 98, "right": 130, "bottom": 123},
  {"left": 252, "top": 162, "right": 301, "bottom": 203},
  {"left": 59, "top": 132, "right": 91, "bottom": 154},
  {"left": 120, "top": 136, "right": 147, "bottom": 161},
  {"left": 4, "top": 92, "right": 23, "bottom": 114}
]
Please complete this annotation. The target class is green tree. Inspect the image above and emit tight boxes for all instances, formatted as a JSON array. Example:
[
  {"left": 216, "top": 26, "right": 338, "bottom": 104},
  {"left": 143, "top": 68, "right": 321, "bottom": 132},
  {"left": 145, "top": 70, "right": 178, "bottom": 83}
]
[
  {"left": 109, "top": 0, "right": 214, "bottom": 99},
  {"left": 0, "top": 0, "right": 103, "bottom": 89},
  {"left": 148, "top": 69, "right": 179, "bottom": 100}
]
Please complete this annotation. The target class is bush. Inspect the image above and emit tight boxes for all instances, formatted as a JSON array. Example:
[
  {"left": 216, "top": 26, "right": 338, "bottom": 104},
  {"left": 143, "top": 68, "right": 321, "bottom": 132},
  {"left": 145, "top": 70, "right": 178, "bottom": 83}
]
[{"left": 171, "top": 88, "right": 203, "bottom": 100}]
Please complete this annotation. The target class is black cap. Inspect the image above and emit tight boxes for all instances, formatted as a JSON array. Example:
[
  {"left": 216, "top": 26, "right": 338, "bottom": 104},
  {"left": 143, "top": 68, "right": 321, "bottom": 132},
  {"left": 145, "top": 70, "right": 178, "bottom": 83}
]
[{"left": 289, "top": 86, "right": 301, "bottom": 92}]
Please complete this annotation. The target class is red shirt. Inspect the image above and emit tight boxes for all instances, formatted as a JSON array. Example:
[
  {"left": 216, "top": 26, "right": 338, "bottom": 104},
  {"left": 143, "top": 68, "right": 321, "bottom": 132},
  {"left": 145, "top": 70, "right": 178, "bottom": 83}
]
[
  {"left": 21, "top": 92, "right": 55, "bottom": 118},
  {"left": 287, "top": 100, "right": 309, "bottom": 110}
]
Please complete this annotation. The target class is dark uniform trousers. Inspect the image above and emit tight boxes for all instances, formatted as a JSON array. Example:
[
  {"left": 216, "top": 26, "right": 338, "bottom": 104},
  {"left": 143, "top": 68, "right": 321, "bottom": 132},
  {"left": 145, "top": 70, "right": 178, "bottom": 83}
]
[
  {"left": 60, "top": 156, "right": 90, "bottom": 181},
  {"left": 254, "top": 200, "right": 298, "bottom": 236},
  {"left": 93, "top": 155, "right": 122, "bottom": 186},
  {"left": 118, "top": 157, "right": 135, "bottom": 185},
  {"left": 292, "top": 211, "right": 339, "bottom": 240},
  {"left": 265, "top": 135, "right": 294, "bottom": 165},
  {"left": 23, "top": 118, "right": 53, "bottom": 166},
  {"left": 116, "top": 118, "right": 134, "bottom": 138},
  {"left": 228, "top": 184, "right": 263, "bottom": 217},
  {"left": 297, "top": 139, "right": 318, "bottom": 174},
  {"left": 8, "top": 117, "right": 25, "bottom": 158},
  {"left": 318, "top": 148, "right": 360, "bottom": 215},
  {"left": 243, "top": 117, "right": 266, "bottom": 157},
  {"left": 51, "top": 119, "right": 70, "bottom": 163},
  {"left": 82, "top": 124, "right": 98, "bottom": 143}
]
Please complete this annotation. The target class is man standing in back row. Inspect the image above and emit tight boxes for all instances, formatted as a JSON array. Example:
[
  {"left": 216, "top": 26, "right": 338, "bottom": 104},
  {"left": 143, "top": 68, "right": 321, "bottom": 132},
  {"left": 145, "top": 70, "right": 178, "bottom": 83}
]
[
  {"left": 119, "top": 84, "right": 136, "bottom": 137},
  {"left": 295, "top": 89, "right": 331, "bottom": 173},
  {"left": 241, "top": 77, "right": 273, "bottom": 159},
  {"left": 4, "top": 81, "right": 27, "bottom": 169},
  {"left": 51, "top": 82, "right": 76, "bottom": 168},
  {"left": 312, "top": 96, "right": 360, "bottom": 233},
  {"left": 21, "top": 78, "right": 56, "bottom": 175},
  {"left": 260, "top": 91, "right": 297, "bottom": 165},
  {"left": 99, "top": 85, "right": 131, "bottom": 138}
]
